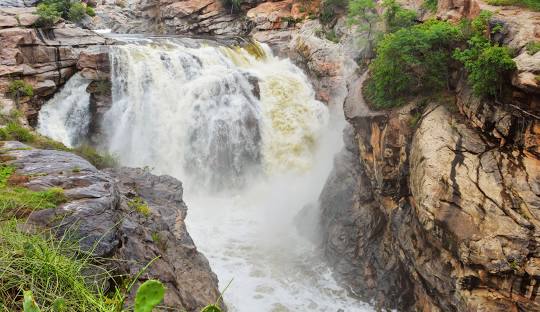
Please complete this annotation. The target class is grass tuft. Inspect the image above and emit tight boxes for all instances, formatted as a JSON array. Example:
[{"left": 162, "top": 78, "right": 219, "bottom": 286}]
[
  {"left": 0, "top": 221, "right": 117, "bottom": 312},
  {"left": 128, "top": 197, "right": 151, "bottom": 218}
]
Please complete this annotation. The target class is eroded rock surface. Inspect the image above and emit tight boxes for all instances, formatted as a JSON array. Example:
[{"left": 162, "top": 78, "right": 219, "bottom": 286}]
[
  {"left": 2, "top": 142, "right": 223, "bottom": 312},
  {"left": 0, "top": 7, "right": 110, "bottom": 125}
]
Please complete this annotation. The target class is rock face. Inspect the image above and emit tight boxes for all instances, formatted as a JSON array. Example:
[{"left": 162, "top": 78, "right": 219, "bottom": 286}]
[
  {"left": 0, "top": 7, "right": 110, "bottom": 125},
  {"left": 92, "top": 0, "right": 319, "bottom": 37},
  {"left": 2, "top": 141, "right": 223, "bottom": 312}
]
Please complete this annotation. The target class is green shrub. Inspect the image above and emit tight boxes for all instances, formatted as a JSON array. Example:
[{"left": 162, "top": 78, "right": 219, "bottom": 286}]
[
  {"left": 68, "top": 2, "right": 86, "bottom": 22},
  {"left": 454, "top": 38, "right": 516, "bottom": 98},
  {"left": 382, "top": 0, "right": 417, "bottom": 32},
  {"left": 85, "top": 5, "right": 96, "bottom": 17},
  {"left": 526, "top": 41, "right": 540, "bottom": 55},
  {"left": 454, "top": 12, "right": 516, "bottom": 98},
  {"left": 7, "top": 80, "right": 33, "bottom": 99},
  {"left": 366, "top": 20, "right": 462, "bottom": 108},
  {"left": 36, "top": 3, "right": 61, "bottom": 27}
]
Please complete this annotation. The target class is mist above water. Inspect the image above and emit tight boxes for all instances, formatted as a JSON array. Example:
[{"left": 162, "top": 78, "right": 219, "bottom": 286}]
[{"left": 38, "top": 38, "right": 374, "bottom": 312}]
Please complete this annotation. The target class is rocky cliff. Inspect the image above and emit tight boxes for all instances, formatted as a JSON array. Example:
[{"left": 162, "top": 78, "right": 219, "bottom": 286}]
[
  {"left": 0, "top": 7, "right": 110, "bottom": 125},
  {"left": 319, "top": 1, "right": 540, "bottom": 311},
  {"left": 1, "top": 141, "right": 223, "bottom": 311}
]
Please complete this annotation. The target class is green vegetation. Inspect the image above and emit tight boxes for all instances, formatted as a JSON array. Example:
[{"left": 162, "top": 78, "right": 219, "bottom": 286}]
[
  {"left": 133, "top": 280, "right": 165, "bottom": 312},
  {"left": 0, "top": 116, "right": 117, "bottom": 169},
  {"left": 36, "top": 2, "right": 61, "bottom": 27},
  {"left": 86, "top": 5, "right": 96, "bottom": 17},
  {"left": 0, "top": 122, "right": 34, "bottom": 142},
  {"left": 485, "top": 0, "right": 540, "bottom": 11},
  {"left": 366, "top": 20, "right": 462, "bottom": 108},
  {"left": 362, "top": 6, "right": 517, "bottom": 108},
  {"left": 7, "top": 80, "right": 33, "bottom": 104},
  {"left": 454, "top": 11, "right": 516, "bottom": 98},
  {"left": 0, "top": 221, "right": 115, "bottom": 311},
  {"left": 526, "top": 41, "right": 540, "bottom": 55},
  {"left": 382, "top": 0, "right": 417, "bottom": 33},
  {"left": 67, "top": 2, "right": 86, "bottom": 22},
  {"left": 36, "top": 0, "right": 95, "bottom": 27},
  {"left": 422, "top": 0, "right": 438, "bottom": 12},
  {"left": 128, "top": 197, "right": 151, "bottom": 217},
  {"left": 454, "top": 37, "right": 516, "bottom": 98},
  {"left": 0, "top": 163, "right": 66, "bottom": 215}
]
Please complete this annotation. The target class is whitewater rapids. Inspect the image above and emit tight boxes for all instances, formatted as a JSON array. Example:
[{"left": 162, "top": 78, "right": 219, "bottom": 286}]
[{"left": 37, "top": 38, "right": 374, "bottom": 312}]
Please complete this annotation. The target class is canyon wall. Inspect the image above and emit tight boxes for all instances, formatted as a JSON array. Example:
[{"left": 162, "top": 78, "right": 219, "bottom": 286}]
[{"left": 318, "top": 1, "right": 540, "bottom": 311}]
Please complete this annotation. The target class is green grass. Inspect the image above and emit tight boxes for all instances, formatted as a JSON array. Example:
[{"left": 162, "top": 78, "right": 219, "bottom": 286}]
[
  {"left": 485, "top": 0, "right": 540, "bottom": 11},
  {"left": 0, "top": 164, "right": 66, "bottom": 216},
  {"left": 0, "top": 117, "right": 117, "bottom": 169},
  {"left": 128, "top": 197, "right": 151, "bottom": 217},
  {"left": 526, "top": 41, "right": 540, "bottom": 55},
  {"left": 0, "top": 221, "right": 117, "bottom": 312}
]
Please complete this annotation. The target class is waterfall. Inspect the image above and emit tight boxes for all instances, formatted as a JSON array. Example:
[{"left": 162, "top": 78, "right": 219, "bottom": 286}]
[
  {"left": 37, "top": 73, "right": 91, "bottom": 148},
  {"left": 103, "top": 41, "right": 328, "bottom": 190},
  {"left": 37, "top": 38, "right": 374, "bottom": 312}
]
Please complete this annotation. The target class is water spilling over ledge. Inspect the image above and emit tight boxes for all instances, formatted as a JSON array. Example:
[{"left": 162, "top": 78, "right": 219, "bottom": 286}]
[{"left": 37, "top": 38, "right": 374, "bottom": 312}]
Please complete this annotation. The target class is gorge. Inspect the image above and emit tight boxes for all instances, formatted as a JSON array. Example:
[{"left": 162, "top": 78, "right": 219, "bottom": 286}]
[{"left": 0, "top": 0, "right": 539, "bottom": 311}]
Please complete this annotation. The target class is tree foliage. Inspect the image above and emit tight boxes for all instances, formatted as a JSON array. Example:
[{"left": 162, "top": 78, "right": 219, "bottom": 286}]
[
  {"left": 453, "top": 10, "right": 516, "bottom": 98},
  {"left": 366, "top": 20, "right": 462, "bottom": 108}
]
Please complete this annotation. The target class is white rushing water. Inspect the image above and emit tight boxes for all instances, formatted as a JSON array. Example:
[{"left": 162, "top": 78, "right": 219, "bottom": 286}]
[
  {"left": 37, "top": 73, "right": 91, "bottom": 147},
  {"left": 38, "top": 39, "right": 374, "bottom": 312}
]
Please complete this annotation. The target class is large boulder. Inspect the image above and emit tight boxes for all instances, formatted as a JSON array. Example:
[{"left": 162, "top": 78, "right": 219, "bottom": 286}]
[{"left": 2, "top": 142, "right": 224, "bottom": 312}]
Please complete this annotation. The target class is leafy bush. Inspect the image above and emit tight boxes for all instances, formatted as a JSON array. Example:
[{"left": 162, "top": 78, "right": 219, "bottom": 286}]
[
  {"left": 36, "top": 0, "right": 92, "bottom": 26},
  {"left": 454, "top": 37, "right": 516, "bottom": 98},
  {"left": 382, "top": 0, "right": 417, "bottom": 33},
  {"left": 366, "top": 20, "right": 462, "bottom": 108},
  {"left": 68, "top": 2, "right": 86, "bottom": 22},
  {"left": 7, "top": 80, "right": 33, "bottom": 99},
  {"left": 85, "top": 5, "right": 96, "bottom": 17},
  {"left": 454, "top": 11, "right": 517, "bottom": 98},
  {"left": 36, "top": 3, "right": 61, "bottom": 27}
]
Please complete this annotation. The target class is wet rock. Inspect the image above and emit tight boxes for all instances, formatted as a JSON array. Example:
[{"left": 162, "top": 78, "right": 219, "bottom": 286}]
[{"left": 2, "top": 142, "right": 224, "bottom": 312}]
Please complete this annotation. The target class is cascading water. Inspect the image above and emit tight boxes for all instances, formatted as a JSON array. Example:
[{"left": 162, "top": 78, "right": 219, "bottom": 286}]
[
  {"left": 37, "top": 73, "right": 91, "bottom": 147},
  {"left": 39, "top": 38, "right": 374, "bottom": 311}
]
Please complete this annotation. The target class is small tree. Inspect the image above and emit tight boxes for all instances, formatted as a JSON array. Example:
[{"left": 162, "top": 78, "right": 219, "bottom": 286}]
[{"left": 348, "top": 0, "right": 380, "bottom": 59}]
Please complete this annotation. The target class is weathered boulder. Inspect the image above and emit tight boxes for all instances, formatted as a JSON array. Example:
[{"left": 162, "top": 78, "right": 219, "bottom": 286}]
[{"left": 2, "top": 142, "right": 223, "bottom": 312}]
